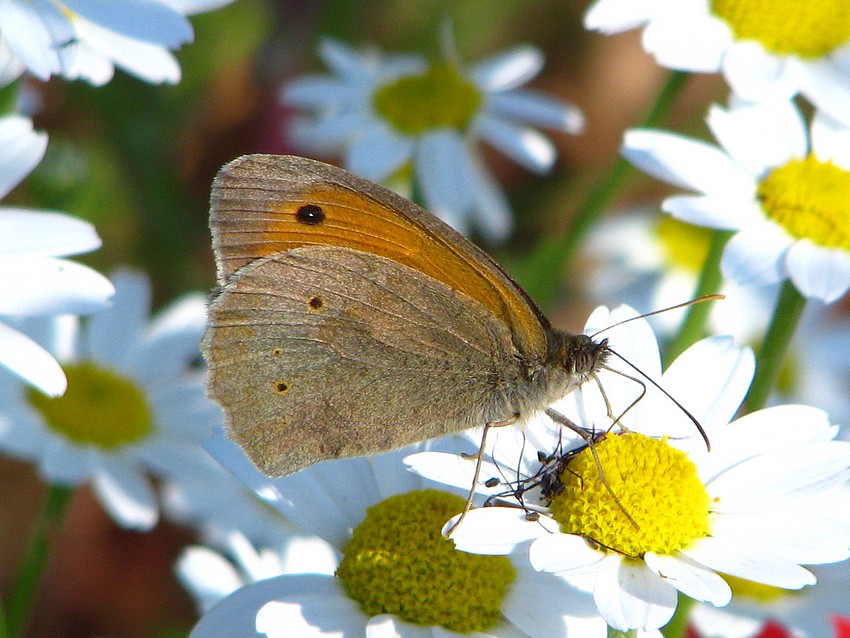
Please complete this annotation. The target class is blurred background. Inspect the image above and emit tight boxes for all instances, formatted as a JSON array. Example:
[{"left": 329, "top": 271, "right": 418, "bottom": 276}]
[{"left": 0, "top": 1, "right": 729, "bottom": 635}]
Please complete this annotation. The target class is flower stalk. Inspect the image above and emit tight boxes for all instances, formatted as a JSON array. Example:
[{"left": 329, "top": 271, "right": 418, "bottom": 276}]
[
  {"left": 745, "top": 280, "right": 807, "bottom": 412},
  {"left": 4, "top": 485, "right": 73, "bottom": 638}
]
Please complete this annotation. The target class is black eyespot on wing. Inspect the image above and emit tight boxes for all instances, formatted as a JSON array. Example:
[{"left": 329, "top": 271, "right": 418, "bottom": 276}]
[
  {"left": 296, "top": 204, "right": 325, "bottom": 225},
  {"left": 308, "top": 295, "right": 324, "bottom": 310},
  {"left": 274, "top": 380, "right": 290, "bottom": 394}
]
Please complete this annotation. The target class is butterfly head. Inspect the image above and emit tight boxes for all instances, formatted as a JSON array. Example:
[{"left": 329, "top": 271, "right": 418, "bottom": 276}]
[{"left": 546, "top": 331, "right": 610, "bottom": 385}]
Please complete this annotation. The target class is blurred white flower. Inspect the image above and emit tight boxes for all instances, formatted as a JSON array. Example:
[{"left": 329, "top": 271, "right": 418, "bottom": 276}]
[
  {"left": 283, "top": 37, "right": 583, "bottom": 240},
  {"left": 0, "top": 271, "right": 217, "bottom": 530}
]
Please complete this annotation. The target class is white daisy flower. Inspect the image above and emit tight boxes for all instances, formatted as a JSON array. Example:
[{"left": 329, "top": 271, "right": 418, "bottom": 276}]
[
  {"left": 0, "top": 115, "right": 113, "bottom": 396},
  {"left": 622, "top": 98, "right": 850, "bottom": 304},
  {"left": 185, "top": 435, "right": 648, "bottom": 638},
  {"left": 0, "top": 270, "right": 218, "bottom": 530},
  {"left": 584, "top": 0, "right": 850, "bottom": 126},
  {"left": 0, "top": 0, "right": 236, "bottom": 86},
  {"left": 282, "top": 37, "right": 584, "bottom": 240},
  {"left": 408, "top": 307, "right": 850, "bottom": 632}
]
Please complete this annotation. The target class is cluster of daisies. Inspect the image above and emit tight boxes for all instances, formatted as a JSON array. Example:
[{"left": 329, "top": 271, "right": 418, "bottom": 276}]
[{"left": 2, "top": 1, "right": 850, "bottom": 637}]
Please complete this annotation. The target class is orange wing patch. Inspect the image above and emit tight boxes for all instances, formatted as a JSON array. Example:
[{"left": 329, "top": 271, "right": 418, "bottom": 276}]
[{"left": 209, "top": 154, "right": 550, "bottom": 359}]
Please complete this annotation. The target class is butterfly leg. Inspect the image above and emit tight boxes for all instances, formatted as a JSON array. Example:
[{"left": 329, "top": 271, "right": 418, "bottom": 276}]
[{"left": 445, "top": 413, "right": 520, "bottom": 538}]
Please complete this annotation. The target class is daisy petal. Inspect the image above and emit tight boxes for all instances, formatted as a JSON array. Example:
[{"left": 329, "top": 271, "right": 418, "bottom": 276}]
[
  {"left": 346, "top": 127, "right": 413, "bottom": 182},
  {"left": 721, "top": 224, "right": 791, "bottom": 287},
  {"left": 448, "top": 508, "right": 558, "bottom": 555},
  {"left": 811, "top": 110, "right": 850, "bottom": 168},
  {"left": 622, "top": 129, "right": 754, "bottom": 197},
  {"left": 176, "top": 546, "right": 244, "bottom": 612},
  {"left": 486, "top": 90, "right": 584, "bottom": 133},
  {"left": 467, "top": 152, "right": 513, "bottom": 241},
  {"left": 708, "top": 441, "right": 850, "bottom": 509},
  {"left": 709, "top": 510, "right": 850, "bottom": 565},
  {"left": 282, "top": 76, "right": 367, "bottom": 109},
  {"left": 476, "top": 114, "right": 556, "bottom": 173},
  {"left": 528, "top": 533, "right": 606, "bottom": 573},
  {"left": 707, "top": 101, "right": 807, "bottom": 177},
  {"left": 258, "top": 590, "right": 367, "bottom": 637},
  {"left": 87, "top": 269, "right": 150, "bottom": 366},
  {"left": 501, "top": 561, "right": 602, "bottom": 638},
  {"left": 722, "top": 41, "right": 798, "bottom": 104},
  {"left": 594, "top": 558, "right": 678, "bottom": 631},
  {"left": 415, "top": 130, "right": 474, "bottom": 232},
  {"left": 0, "top": 117, "right": 48, "bottom": 197},
  {"left": 63, "top": 0, "right": 193, "bottom": 47},
  {"left": 644, "top": 552, "right": 731, "bottom": 605},
  {"left": 584, "top": 0, "right": 653, "bottom": 33},
  {"left": 318, "top": 38, "right": 374, "bottom": 81},
  {"left": 92, "top": 460, "right": 158, "bottom": 530},
  {"left": 0, "top": 208, "right": 102, "bottom": 257},
  {"left": 0, "top": 1, "right": 67, "bottom": 80},
  {"left": 0, "top": 321, "right": 66, "bottom": 396},
  {"left": 404, "top": 451, "right": 486, "bottom": 494},
  {"left": 0, "top": 256, "right": 114, "bottom": 315},
  {"left": 642, "top": 12, "right": 731, "bottom": 73},
  {"left": 800, "top": 57, "right": 850, "bottom": 128},
  {"left": 652, "top": 336, "right": 753, "bottom": 441},
  {"left": 786, "top": 240, "right": 850, "bottom": 303},
  {"left": 662, "top": 194, "right": 762, "bottom": 230},
  {"left": 190, "top": 575, "right": 352, "bottom": 638},
  {"left": 683, "top": 537, "right": 817, "bottom": 589},
  {"left": 470, "top": 46, "right": 543, "bottom": 92},
  {"left": 136, "top": 293, "right": 206, "bottom": 378}
]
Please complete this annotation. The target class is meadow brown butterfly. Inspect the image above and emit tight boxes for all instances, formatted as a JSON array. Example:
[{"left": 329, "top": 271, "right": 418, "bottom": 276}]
[{"left": 202, "top": 154, "right": 612, "bottom": 478}]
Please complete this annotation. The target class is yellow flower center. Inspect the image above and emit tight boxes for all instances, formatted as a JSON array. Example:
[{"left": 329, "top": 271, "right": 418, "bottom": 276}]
[
  {"left": 655, "top": 215, "right": 714, "bottom": 272},
  {"left": 28, "top": 362, "right": 153, "bottom": 449},
  {"left": 373, "top": 63, "right": 483, "bottom": 136},
  {"left": 757, "top": 154, "right": 850, "bottom": 250},
  {"left": 336, "top": 489, "right": 515, "bottom": 633},
  {"left": 711, "top": 0, "right": 850, "bottom": 58},
  {"left": 548, "top": 434, "right": 710, "bottom": 557}
]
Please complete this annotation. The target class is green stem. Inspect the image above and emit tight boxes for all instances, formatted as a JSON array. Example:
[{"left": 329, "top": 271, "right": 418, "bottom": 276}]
[
  {"left": 744, "top": 280, "right": 806, "bottom": 412},
  {"left": 523, "top": 70, "right": 690, "bottom": 308},
  {"left": 661, "top": 593, "right": 696, "bottom": 638},
  {"left": 607, "top": 628, "right": 637, "bottom": 638},
  {"left": 664, "top": 230, "right": 732, "bottom": 365},
  {"left": 4, "top": 485, "right": 74, "bottom": 638}
]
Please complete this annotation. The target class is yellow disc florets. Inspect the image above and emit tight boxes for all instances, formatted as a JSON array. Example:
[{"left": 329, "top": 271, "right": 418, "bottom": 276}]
[
  {"left": 373, "top": 63, "right": 483, "bottom": 136},
  {"left": 758, "top": 154, "right": 850, "bottom": 251},
  {"left": 28, "top": 362, "right": 153, "bottom": 449},
  {"left": 548, "top": 434, "right": 710, "bottom": 558},
  {"left": 712, "top": 0, "right": 850, "bottom": 58},
  {"left": 336, "top": 489, "right": 515, "bottom": 633}
]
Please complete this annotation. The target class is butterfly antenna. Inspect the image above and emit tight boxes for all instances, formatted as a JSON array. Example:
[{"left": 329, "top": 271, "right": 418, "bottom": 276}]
[
  {"left": 589, "top": 294, "right": 724, "bottom": 339},
  {"left": 606, "top": 347, "right": 711, "bottom": 451}
]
